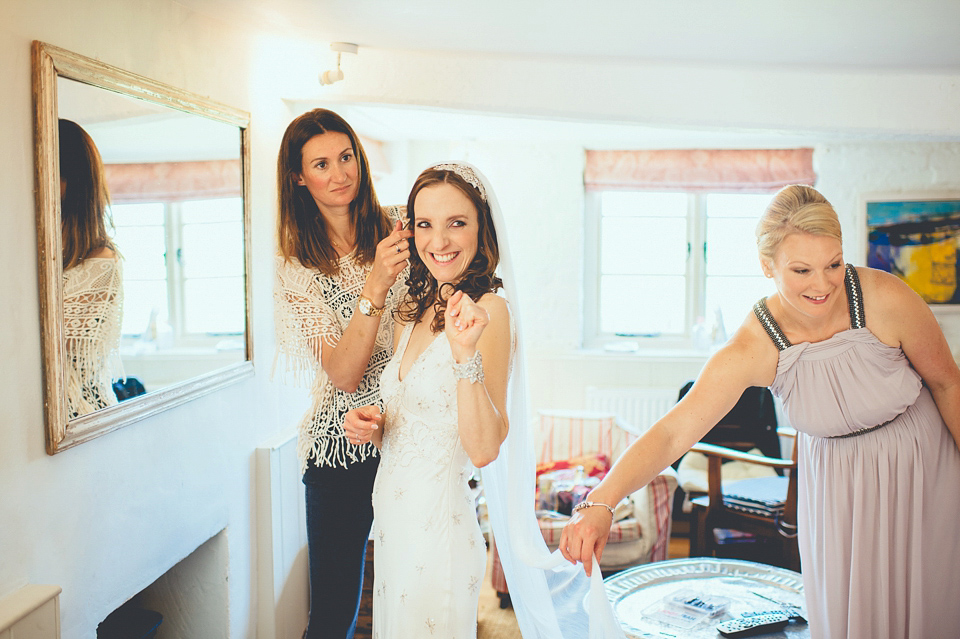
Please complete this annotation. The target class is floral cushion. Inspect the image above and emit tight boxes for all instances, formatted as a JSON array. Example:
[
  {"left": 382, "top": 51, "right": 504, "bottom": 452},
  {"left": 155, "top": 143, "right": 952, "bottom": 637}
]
[
  {"left": 535, "top": 454, "right": 609, "bottom": 514},
  {"left": 535, "top": 453, "right": 611, "bottom": 478}
]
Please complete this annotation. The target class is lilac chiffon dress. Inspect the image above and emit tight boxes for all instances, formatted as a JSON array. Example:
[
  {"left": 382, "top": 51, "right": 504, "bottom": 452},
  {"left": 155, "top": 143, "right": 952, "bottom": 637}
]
[{"left": 754, "top": 264, "right": 960, "bottom": 639}]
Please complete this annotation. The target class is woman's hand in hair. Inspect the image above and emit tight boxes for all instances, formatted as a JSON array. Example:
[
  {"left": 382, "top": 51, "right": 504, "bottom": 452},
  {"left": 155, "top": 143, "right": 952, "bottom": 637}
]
[
  {"left": 444, "top": 290, "right": 490, "bottom": 363},
  {"left": 364, "top": 220, "right": 412, "bottom": 306}
]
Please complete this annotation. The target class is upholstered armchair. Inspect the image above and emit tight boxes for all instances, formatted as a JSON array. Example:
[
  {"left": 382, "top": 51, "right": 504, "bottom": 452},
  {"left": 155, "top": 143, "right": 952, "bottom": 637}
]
[{"left": 490, "top": 410, "right": 679, "bottom": 605}]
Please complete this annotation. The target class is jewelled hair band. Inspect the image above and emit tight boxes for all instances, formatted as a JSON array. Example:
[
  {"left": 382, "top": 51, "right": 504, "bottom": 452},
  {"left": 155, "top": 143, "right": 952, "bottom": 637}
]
[{"left": 430, "top": 163, "right": 487, "bottom": 202}]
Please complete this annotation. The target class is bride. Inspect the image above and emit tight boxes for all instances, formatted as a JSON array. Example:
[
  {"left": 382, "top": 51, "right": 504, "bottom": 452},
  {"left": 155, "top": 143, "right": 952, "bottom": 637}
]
[{"left": 345, "top": 162, "right": 625, "bottom": 639}]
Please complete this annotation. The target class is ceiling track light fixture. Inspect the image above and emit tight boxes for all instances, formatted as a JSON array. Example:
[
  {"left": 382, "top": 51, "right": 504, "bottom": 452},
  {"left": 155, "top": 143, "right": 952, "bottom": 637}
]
[{"left": 319, "top": 42, "right": 359, "bottom": 86}]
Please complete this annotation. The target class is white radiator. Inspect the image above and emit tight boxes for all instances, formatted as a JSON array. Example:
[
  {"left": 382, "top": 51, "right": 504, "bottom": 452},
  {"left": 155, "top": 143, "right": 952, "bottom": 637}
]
[
  {"left": 0, "top": 585, "right": 61, "bottom": 639},
  {"left": 256, "top": 431, "right": 308, "bottom": 639},
  {"left": 585, "top": 387, "right": 677, "bottom": 435}
]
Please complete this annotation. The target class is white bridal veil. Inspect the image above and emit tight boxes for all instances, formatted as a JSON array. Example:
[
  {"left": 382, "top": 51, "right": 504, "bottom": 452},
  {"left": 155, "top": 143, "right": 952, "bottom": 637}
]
[{"left": 432, "top": 162, "right": 625, "bottom": 638}]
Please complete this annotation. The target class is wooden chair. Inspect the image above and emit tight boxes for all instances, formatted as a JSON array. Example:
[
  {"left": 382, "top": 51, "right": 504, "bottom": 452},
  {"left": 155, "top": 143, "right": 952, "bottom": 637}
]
[
  {"left": 674, "top": 382, "right": 782, "bottom": 465},
  {"left": 687, "top": 428, "right": 800, "bottom": 571}
]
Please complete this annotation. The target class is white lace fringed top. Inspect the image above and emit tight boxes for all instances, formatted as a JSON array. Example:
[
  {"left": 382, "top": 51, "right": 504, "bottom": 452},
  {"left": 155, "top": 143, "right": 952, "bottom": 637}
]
[
  {"left": 274, "top": 206, "right": 407, "bottom": 473},
  {"left": 63, "top": 257, "right": 124, "bottom": 419}
]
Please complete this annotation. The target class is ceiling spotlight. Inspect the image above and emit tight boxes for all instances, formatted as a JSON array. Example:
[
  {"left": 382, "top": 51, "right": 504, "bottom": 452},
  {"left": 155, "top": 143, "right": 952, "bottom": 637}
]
[{"left": 320, "top": 42, "right": 359, "bottom": 86}]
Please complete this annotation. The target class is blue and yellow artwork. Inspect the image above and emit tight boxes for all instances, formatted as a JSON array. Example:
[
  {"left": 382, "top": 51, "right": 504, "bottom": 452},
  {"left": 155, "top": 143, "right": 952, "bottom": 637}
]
[{"left": 866, "top": 198, "right": 960, "bottom": 304}]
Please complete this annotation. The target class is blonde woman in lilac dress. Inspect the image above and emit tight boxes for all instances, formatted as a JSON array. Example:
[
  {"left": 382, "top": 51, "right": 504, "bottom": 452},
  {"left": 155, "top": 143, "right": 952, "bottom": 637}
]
[{"left": 562, "top": 185, "right": 960, "bottom": 638}]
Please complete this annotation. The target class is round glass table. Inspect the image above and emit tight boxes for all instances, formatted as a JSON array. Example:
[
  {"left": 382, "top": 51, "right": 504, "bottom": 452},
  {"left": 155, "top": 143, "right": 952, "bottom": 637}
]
[{"left": 604, "top": 558, "right": 809, "bottom": 638}]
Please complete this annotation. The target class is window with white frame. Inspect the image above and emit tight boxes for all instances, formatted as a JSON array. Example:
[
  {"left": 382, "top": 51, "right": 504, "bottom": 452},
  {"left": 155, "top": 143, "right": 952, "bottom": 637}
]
[
  {"left": 112, "top": 196, "right": 246, "bottom": 342},
  {"left": 584, "top": 190, "right": 773, "bottom": 349}
]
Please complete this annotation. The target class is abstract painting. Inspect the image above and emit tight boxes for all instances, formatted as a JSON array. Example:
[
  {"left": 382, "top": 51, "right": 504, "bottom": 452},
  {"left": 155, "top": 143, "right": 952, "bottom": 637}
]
[{"left": 866, "top": 195, "right": 960, "bottom": 304}]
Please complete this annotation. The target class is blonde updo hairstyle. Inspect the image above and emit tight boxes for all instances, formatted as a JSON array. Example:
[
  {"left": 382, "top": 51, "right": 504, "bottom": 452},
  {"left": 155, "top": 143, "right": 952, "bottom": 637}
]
[{"left": 756, "top": 185, "right": 842, "bottom": 263}]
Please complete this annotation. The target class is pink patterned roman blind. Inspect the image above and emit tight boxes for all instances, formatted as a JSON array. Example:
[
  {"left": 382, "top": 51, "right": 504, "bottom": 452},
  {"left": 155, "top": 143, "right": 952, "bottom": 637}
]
[
  {"left": 584, "top": 148, "right": 816, "bottom": 193},
  {"left": 104, "top": 159, "right": 242, "bottom": 203}
]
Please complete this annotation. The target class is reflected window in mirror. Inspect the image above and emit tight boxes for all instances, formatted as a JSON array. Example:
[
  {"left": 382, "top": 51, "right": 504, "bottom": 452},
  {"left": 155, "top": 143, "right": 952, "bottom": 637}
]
[
  {"left": 113, "top": 196, "right": 246, "bottom": 389},
  {"left": 58, "top": 75, "right": 247, "bottom": 400}
]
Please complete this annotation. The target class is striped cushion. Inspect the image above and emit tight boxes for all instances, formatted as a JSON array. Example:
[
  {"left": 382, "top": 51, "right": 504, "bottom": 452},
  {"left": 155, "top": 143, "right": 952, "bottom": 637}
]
[{"left": 538, "top": 411, "right": 636, "bottom": 463}]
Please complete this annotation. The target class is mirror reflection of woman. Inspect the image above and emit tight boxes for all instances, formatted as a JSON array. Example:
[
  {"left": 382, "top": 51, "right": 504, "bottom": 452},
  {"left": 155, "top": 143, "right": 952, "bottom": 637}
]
[
  {"left": 273, "top": 109, "right": 411, "bottom": 639},
  {"left": 59, "top": 119, "right": 124, "bottom": 419}
]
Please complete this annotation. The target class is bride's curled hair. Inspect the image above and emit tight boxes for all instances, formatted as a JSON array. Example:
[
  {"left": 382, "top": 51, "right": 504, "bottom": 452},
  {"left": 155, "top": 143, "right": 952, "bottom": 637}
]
[{"left": 398, "top": 166, "right": 502, "bottom": 333}]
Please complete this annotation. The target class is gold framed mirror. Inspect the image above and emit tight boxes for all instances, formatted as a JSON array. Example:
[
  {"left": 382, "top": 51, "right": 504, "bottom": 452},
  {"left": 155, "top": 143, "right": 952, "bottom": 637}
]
[{"left": 33, "top": 41, "right": 254, "bottom": 454}]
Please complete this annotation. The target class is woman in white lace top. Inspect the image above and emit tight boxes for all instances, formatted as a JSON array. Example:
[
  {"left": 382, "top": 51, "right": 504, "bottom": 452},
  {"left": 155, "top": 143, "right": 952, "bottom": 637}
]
[
  {"left": 273, "top": 109, "right": 411, "bottom": 639},
  {"left": 59, "top": 119, "right": 123, "bottom": 419}
]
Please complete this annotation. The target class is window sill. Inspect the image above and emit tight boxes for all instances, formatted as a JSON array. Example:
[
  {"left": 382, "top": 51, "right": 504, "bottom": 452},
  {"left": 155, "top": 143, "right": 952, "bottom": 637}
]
[{"left": 552, "top": 347, "right": 714, "bottom": 363}]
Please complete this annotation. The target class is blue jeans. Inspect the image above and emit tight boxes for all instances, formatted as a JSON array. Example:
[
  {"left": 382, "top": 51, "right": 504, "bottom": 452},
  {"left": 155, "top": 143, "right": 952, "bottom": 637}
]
[{"left": 303, "top": 455, "right": 379, "bottom": 639}]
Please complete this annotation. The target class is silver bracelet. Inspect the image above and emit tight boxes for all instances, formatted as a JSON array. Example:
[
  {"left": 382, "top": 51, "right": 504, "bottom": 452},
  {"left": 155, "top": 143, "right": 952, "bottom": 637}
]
[
  {"left": 572, "top": 500, "right": 614, "bottom": 517},
  {"left": 452, "top": 351, "right": 484, "bottom": 384}
]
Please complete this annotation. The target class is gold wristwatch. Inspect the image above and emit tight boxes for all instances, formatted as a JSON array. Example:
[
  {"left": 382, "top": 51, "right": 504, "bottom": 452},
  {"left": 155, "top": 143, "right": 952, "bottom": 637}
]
[{"left": 357, "top": 294, "right": 385, "bottom": 317}]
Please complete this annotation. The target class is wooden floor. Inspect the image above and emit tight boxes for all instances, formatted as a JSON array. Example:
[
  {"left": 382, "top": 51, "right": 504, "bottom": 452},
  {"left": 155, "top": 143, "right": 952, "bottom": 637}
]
[
  {"left": 668, "top": 534, "right": 691, "bottom": 560},
  {"left": 476, "top": 548, "right": 521, "bottom": 639}
]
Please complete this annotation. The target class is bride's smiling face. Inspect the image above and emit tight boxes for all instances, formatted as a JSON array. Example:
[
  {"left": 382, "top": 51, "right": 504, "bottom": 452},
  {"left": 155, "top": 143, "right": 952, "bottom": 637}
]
[{"left": 413, "top": 183, "right": 479, "bottom": 285}]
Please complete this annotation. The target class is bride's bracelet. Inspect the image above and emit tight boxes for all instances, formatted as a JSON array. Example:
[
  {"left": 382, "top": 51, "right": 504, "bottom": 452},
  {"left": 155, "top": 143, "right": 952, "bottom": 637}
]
[
  {"left": 452, "top": 351, "right": 484, "bottom": 384},
  {"left": 572, "top": 501, "right": 615, "bottom": 517}
]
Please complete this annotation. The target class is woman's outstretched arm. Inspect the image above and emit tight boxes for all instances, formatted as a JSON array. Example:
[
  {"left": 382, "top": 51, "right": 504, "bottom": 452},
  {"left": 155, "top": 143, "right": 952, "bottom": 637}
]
[{"left": 559, "top": 318, "right": 779, "bottom": 576}]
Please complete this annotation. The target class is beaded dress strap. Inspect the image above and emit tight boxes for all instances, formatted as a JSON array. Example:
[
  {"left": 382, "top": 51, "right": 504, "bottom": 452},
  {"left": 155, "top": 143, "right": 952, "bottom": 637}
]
[
  {"left": 753, "top": 298, "right": 792, "bottom": 351},
  {"left": 753, "top": 263, "right": 865, "bottom": 352},
  {"left": 844, "top": 263, "right": 866, "bottom": 329}
]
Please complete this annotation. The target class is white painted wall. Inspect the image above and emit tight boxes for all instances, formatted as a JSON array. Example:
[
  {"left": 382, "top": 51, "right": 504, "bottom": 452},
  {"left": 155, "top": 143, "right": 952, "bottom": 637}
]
[
  {"left": 2, "top": 2, "right": 959, "bottom": 638},
  {"left": 329, "top": 49, "right": 960, "bottom": 413},
  {"left": 384, "top": 138, "right": 960, "bottom": 414},
  {"left": 815, "top": 141, "right": 960, "bottom": 356},
  {"left": 0, "top": 2, "right": 311, "bottom": 637},
  {"left": 133, "top": 531, "right": 229, "bottom": 639}
]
